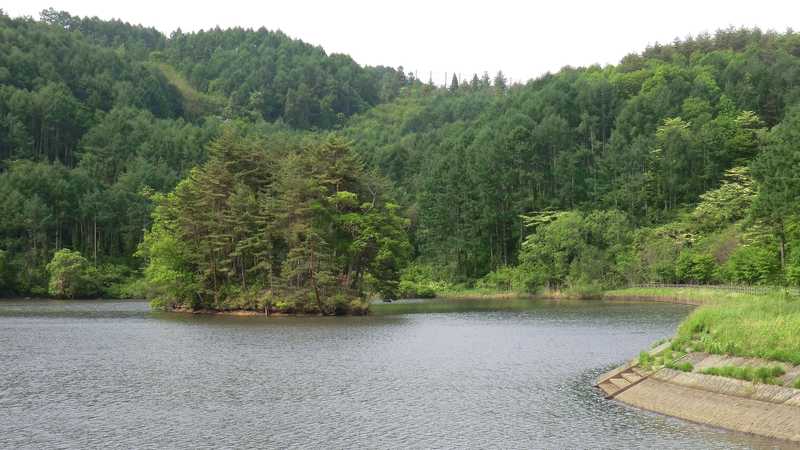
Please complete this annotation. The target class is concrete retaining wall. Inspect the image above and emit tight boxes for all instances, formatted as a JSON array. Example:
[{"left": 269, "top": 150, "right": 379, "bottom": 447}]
[{"left": 614, "top": 368, "right": 800, "bottom": 443}]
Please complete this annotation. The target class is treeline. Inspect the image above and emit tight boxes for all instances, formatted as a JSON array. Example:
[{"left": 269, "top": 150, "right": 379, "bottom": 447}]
[
  {"left": 0, "top": 10, "right": 219, "bottom": 295},
  {"left": 345, "top": 28, "right": 800, "bottom": 291},
  {"left": 2, "top": 8, "right": 800, "bottom": 302},
  {"left": 162, "top": 27, "right": 416, "bottom": 128},
  {"left": 0, "top": 9, "right": 410, "bottom": 298}
]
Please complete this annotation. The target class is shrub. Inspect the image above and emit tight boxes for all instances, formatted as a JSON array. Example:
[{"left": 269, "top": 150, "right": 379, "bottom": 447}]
[
  {"left": 348, "top": 298, "right": 370, "bottom": 315},
  {"left": 45, "top": 249, "right": 99, "bottom": 298},
  {"left": 476, "top": 265, "right": 540, "bottom": 294},
  {"left": 397, "top": 280, "right": 436, "bottom": 299},
  {"left": 675, "top": 251, "right": 716, "bottom": 283},
  {"left": 397, "top": 263, "right": 451, "bottom": 298},
  {"left": 718, "top": 245, "right": 780, "bottom": 285}
]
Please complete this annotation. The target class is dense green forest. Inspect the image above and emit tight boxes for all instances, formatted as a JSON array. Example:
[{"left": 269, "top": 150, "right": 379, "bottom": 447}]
[{"left": 1, "top": 9, "right": 799, "bottom": 310}]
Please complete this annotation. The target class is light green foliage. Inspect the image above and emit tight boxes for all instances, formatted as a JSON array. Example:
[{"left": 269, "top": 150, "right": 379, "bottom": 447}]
[
  {"left": 45, "top": 249, "right": 97, "bottom": 298},
  {"left": 397, "top": 263, "right": 450, "bottom": 299},
  {"left": 475, "top": 266, "right": 539, "bottom": 294},
  {"left": 691, "top": 167, "right": 755, "bottom": 231},
  {"left": 638, "top": 351, "right": 653, "bottom": 369}
]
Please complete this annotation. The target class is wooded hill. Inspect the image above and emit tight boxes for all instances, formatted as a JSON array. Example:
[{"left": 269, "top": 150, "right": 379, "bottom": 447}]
[{"left": 1, "top": 9, "right": 799, "bottom": 306}]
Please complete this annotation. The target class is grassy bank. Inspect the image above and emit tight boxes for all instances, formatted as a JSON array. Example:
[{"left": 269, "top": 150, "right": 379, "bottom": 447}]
[
  {"left": 607, "top": 287, "right": 800, "bottom": 366},
  {"left": 603, "top": 286, "right": 773, "bottom": 305},
  {"left": 435, "top": 287, "right": 536, "bottom": 300},
  {"left": 434, "top": 285, "right": 603, "bottom": 300}
]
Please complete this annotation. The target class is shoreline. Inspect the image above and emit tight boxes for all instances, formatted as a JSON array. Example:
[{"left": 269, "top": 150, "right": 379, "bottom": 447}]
[
  {"left": 164, "top": 290, "right": 707, "bottom": 316},
  {"left": 596, "top": 287, "right": 800, "bottom": 444},
  {"left": 598, "top": 352, "right": 800, "bottom": 443}
]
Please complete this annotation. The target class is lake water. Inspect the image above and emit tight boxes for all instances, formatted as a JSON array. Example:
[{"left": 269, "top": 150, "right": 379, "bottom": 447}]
[{"left": 0, "top": 298, "right": 790, "bottom": 449}]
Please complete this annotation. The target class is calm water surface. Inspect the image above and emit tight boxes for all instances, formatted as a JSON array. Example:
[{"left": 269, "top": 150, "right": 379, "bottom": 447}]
[{"left": 0, "top": 298, "right": 791, "bottom": 449}]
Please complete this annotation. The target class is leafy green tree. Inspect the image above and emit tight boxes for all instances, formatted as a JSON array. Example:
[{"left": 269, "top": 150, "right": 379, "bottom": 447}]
[
  {"left": 46, "top": 249, "right": 96, "bottom": 298},
  {"left": 675, "top": 251, "right": 717, "bottom": 283},
  {"left": 750, "top": 106, "right": 800, "bottom": 269},
  {"left": 691, "top": 167, "right": 755, "bottom": 231}
]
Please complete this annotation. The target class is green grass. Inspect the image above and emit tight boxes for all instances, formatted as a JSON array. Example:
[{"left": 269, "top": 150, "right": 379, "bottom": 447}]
[
  {"left": 609, "top": 287, "right": 800, "bottom": 365},
  {"left": 666, "top": 361, "right": 694, "bottom": 372},
  {"left": 672, "top": 292, "right": 800, "bottom": 364},
  {"left": 639, "top": 351, "right": 653, "bottom": 369},
  {"left": 639, "top": 346, "right": 692, "bottom": 371},
  {"left": 604, "top": 287, "right": 777, "bottom": 305},
  {"left": 436, "top": 287, "right": 534, "bottom": 300},
  {"left": 701, "top": 365, "right": 786, "bottom": 384},
  {"left": 795, "top": 378, "right": 800, "bottom": 389}
]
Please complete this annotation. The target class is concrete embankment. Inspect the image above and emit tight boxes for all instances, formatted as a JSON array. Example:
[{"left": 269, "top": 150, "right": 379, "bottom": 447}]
[{"left": 597, "top": 352, "right": 800, "bottom": 443}]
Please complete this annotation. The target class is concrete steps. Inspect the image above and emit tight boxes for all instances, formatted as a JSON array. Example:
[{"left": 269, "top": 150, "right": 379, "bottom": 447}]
[
  {"left": 597, "top": 366, "right": 653, "bottom": 399},
  {"left": 621, "top": 372, "right": 643, "bottom": 384},
  {"left": 598, "top": 381, "right": 618, "bottom": 397},
  {"left": 595, "top": 341, "right": 669, "bottom": 399},
  {"left": 610, "top": 377, "right": 632, "bottom": 389}
]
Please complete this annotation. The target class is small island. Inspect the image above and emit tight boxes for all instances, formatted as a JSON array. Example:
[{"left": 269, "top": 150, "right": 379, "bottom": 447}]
[{"left": 137, "top": 132, "right": 411, "bottom": 316}]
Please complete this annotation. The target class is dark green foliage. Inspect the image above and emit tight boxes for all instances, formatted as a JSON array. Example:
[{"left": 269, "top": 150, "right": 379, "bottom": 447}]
[
  {"left": 3, "top": 8, "right": 800, "bottom": 299},
  {"left": 675, "top": 252, "right": 716, "bottom": 284},
  {"left": 344, "top": 28, "right": 800, "bottom": 284},
  {"left": 519, "top": 210, "right": 632, "bottom": 290},
  {"left": 164, "top": 27, "right": 414, "bottom": 128},
  {"left": 138, "top": 130, "right": 411, "bottom": 312},
  {"left": 719, "top": 245, "right": 780, "bottom": 285}
]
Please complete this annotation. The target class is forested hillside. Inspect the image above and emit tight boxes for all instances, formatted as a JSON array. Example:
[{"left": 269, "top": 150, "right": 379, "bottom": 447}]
[
  {"left": 1, "top": 9, "right": 799, "bottom": 304},
  {"left": 345, "top": 29, "right": 800, "bottom": 293}
]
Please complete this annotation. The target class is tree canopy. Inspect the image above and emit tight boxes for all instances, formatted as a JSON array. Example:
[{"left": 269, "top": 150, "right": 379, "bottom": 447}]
[{"left": 2, "top": 9, "right": 800, "bottom": 303}]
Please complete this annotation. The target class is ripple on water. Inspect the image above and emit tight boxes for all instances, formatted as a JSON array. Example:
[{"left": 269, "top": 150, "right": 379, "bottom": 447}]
[{"left": 0, "top": 298, "right": 790, "bottom": 449}]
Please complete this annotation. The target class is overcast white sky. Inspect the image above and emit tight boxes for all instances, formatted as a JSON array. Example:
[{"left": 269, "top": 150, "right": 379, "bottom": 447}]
[{"left": 4, "top": 1, "right": 799, "bottom": 84}]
